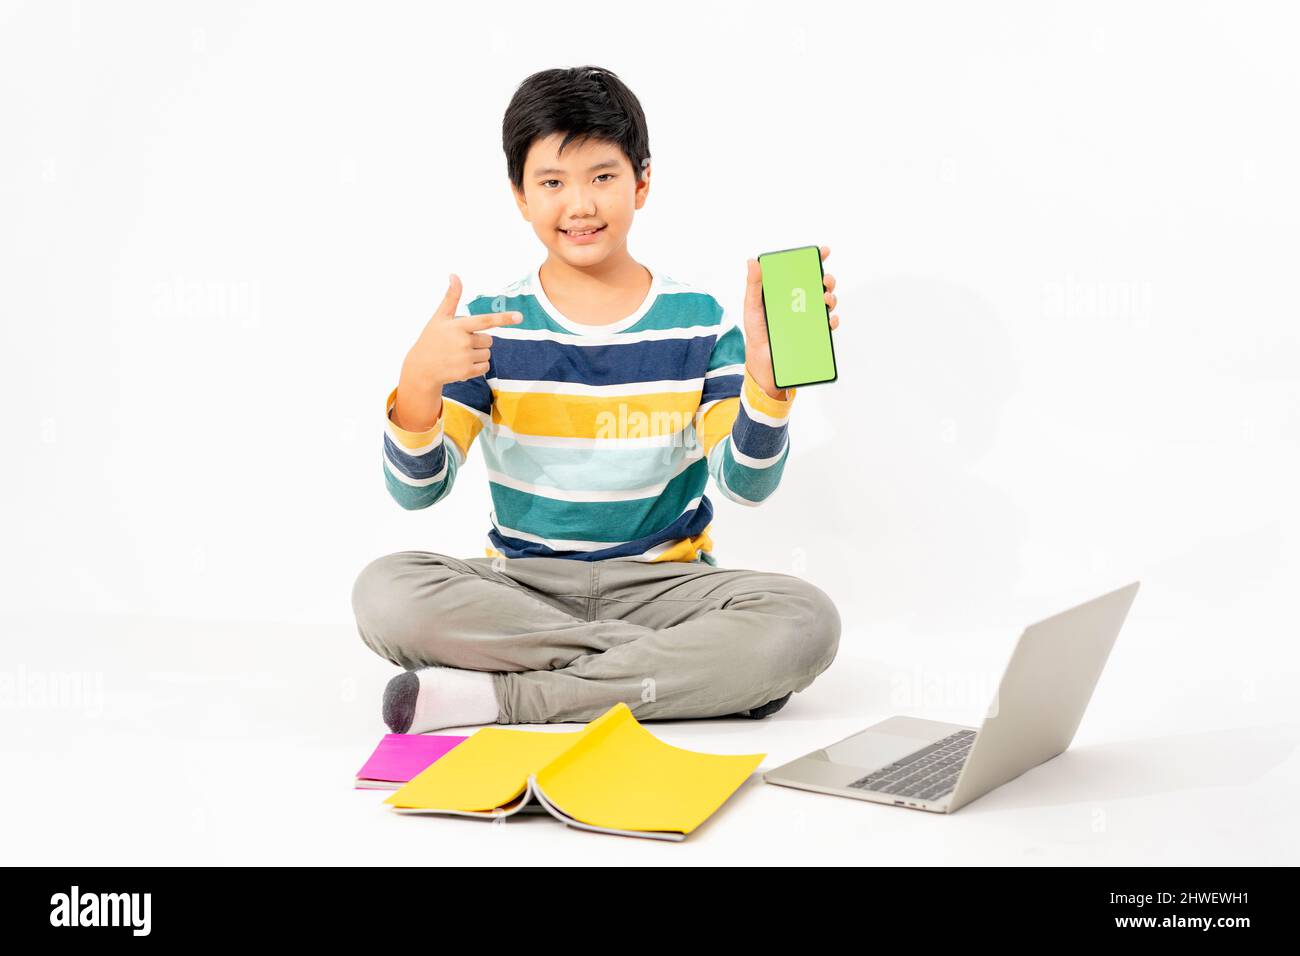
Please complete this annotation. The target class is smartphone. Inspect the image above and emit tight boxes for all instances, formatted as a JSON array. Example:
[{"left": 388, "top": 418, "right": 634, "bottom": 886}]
[{"left": 757, "top": 245, "right": 838, "bottom": 389}]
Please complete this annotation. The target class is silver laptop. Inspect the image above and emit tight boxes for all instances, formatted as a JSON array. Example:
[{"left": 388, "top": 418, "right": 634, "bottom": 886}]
[{"left": 764, "top": 582, "right": 1140, "bottom": 813}]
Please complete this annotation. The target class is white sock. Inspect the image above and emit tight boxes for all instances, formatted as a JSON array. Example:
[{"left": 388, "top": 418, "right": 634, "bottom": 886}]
[{"left": 406, "top": 666, "right": 500, "bottom": 733}]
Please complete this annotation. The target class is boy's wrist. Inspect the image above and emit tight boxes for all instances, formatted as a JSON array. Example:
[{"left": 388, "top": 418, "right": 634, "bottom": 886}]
[
  {"left": 400, "top": 351, "right": 438, "bottom": 389},
  {"left": 743, "top": 356, "right": 791, "bottom": 402}
]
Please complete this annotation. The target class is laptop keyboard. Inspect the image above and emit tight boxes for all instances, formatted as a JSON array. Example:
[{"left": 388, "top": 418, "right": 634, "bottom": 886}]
[{"left": 846, "top": 729, "right": 977, "bottom": 802}]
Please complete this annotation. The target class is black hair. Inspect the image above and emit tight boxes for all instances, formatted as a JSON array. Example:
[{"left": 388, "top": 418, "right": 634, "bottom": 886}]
[{"left": 502, "top": 66, "right": 651, "bottom": 192}]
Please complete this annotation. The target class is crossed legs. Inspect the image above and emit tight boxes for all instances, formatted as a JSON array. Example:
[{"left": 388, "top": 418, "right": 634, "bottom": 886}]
[{"left": 351, "top": 551, "right": 841, "bottom": 725}]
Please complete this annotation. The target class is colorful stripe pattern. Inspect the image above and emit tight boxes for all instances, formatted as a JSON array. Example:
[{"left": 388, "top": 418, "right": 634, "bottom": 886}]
[{"left": 381, "top": 266, "right": 797, "bottom": 562}]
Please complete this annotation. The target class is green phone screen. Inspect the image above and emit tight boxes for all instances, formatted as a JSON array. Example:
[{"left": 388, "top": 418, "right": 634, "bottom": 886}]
[{"left": 758, "top": 245, "right": 838, "bottom": 389}]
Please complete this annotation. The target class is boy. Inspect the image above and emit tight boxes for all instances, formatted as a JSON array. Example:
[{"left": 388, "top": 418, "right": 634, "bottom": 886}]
[{"left": 352, "top": 66, "right": 844, "bottom": 733}]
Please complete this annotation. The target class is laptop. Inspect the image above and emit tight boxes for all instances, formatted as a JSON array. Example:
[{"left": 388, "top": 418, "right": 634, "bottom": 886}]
[{"left": 763, "top": 581, "right": 1140, "bottom": 813}]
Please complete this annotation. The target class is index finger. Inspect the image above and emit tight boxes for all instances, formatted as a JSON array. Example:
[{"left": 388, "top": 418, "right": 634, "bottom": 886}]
[{"left": 460, "top": 310, "right": 524, "bottom": 331}]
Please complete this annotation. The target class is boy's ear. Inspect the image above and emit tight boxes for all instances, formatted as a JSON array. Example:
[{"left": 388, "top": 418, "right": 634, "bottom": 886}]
[{"left": 634, "top": 159, "right": 652, "bottom": 210}]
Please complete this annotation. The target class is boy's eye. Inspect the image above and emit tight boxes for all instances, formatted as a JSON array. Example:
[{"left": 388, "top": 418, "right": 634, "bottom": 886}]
[{"left": 540, "top": 174, "right": 616, "bottom": 188}]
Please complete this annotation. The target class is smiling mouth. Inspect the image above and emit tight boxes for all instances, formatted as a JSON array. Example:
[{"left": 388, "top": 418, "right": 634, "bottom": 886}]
[{"left": 559, "top": 225, "right": 606, "bottom": 237}]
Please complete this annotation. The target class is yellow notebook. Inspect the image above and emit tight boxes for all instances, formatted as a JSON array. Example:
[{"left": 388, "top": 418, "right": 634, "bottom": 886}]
[{"left": 384, "top": 702, "right": 765, "bottom": 841}]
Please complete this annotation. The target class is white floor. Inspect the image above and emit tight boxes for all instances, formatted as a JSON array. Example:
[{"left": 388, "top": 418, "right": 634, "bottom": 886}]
[{"left": 4, "top": 606, "right": 1297, "bottom": 866}]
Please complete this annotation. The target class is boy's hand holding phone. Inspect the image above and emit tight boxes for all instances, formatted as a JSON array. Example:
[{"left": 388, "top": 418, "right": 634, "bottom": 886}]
[
  {"left": 743, "top": 244, "right": 840, "bottom": 399},
  {"left": 393, "top": 274, "right": 524, "bottom": 432}
]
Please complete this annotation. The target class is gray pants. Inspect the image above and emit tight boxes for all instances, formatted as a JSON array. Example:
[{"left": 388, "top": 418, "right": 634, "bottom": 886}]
[{"left": 350, "top": 551, "right": 841, "bottom": 724}]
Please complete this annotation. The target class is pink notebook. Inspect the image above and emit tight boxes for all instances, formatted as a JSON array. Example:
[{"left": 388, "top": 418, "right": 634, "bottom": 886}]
[{"left": 355, "top": 733, "right": 469, "bottom": 790}]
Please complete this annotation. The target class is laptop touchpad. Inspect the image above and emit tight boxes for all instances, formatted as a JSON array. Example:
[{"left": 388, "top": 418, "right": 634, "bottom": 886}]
[{"left": 816, "top": 731, "right": 932, "bottom": 771}]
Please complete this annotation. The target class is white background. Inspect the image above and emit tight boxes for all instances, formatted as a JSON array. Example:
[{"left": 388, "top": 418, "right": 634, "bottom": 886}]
[{"left": 3, "top": 0, "right": 1297, "bottom": 864}]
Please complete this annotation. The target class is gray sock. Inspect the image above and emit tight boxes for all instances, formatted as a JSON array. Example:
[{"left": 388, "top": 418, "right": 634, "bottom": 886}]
[
  {"left": 382, "top": 671, "right": 420, "bottom": 733},
  {"left": 735, "top": 691, "right": 792, "bottom": 720}
]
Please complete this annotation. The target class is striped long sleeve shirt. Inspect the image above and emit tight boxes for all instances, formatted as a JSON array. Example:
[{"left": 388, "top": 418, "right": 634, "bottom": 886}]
[{"left": 380, "top": 264, "right": 797, "bottom": 564}]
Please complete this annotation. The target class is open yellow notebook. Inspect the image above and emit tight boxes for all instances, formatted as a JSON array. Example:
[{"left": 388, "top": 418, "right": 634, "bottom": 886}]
[{"left": 383, "top": 702, "right": 765, "bottom": 841}]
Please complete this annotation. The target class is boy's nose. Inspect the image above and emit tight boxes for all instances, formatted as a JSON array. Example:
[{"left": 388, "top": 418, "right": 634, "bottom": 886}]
[{"left": 566, "top": 189, "right": 598, "bottom": 213}]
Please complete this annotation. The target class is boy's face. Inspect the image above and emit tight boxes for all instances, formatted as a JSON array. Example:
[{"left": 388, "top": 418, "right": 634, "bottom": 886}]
[{"left": 512, "top": 132, "right": 650, "bottom": 268}]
